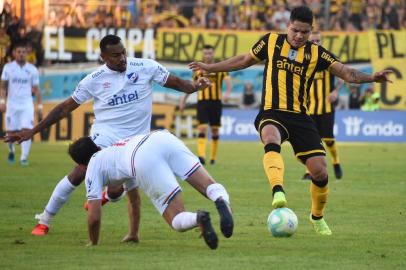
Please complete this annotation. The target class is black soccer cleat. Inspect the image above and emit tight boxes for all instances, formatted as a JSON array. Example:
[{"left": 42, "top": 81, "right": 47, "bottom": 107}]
[
  {"left": 198, "top": 157, "right": 206, "bottom": 165},
  {"left": 210, "top": 159, "right": 215, "bottom": 165},
  {"left": 333, "top": 164, "right": 343, "bottom": 180},
  {"left": 196, "top": 210, "right": 218, "bottom": 249},
  {"left": 215, "top": 198, "right": 234, "bottom": 238},
  {"left": 301, "top": 173, "right": 312, "bottom": 181}
]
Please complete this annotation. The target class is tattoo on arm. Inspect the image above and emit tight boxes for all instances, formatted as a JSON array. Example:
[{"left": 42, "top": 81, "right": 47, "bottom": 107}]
[{"left": 348, "top": 68, "right": 373, "bottom": 83}]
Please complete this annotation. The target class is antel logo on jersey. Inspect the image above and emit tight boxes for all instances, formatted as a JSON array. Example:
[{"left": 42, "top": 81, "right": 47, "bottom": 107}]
[
  {"left": 127, "top": 72, "right": 139, "bottom": 83},
  {"left": 107, "top": 90, "right": 139, "bottom": 106}
]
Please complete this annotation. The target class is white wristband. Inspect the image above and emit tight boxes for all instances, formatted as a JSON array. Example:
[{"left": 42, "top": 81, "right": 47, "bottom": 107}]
[
  {"left": 0, "top": 99, "right": 5, "bottom": 104},
  {"left": 38, "top": 104, "right": 43, "bottom": 110}
]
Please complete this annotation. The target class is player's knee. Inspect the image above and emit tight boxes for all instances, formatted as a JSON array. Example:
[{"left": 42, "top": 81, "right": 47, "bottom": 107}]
[
  {"left": 68, "top": 166, "right": 86, "bottom": 186},
  {"left": 311, "top": 167, "right": 328, "bottom": 182}
]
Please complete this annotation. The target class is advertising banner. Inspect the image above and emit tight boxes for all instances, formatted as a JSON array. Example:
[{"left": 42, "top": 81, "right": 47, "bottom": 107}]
[
  {"left": 368, "top": 30, "right": 406, "bottom": 110},
  {"left": 214, "top": 109, "right": 406, "bottom": 142}
]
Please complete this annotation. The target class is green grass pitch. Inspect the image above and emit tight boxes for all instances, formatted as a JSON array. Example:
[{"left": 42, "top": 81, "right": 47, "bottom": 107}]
[{"left": 0, "top": 141, "right": 405, "bottom": 270}]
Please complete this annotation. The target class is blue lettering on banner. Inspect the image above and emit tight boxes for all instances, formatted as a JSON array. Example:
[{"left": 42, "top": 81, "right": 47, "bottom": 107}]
[{"left": 219, "top": 109, "right": 406, "bottom": 142}]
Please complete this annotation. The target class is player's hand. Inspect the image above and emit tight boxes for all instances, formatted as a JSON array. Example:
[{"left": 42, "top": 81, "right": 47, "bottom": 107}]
[
  {"left": 328, "top": 91, "right": 338, "bottom": 103},
  {"left": 195, "top": 77, "right": 211, "bottom": 91},
  {"left": 121, "top": 233, "right": 139, "bottom": 243},
  {"left": 373, "top": 70, "right": 393, "bottom": 83},
  {"left": 188, "top": 61, "right": 210, "bottom": 72},
  {"left": 223, "top": 92, "right": 230, "bottom": 103},
  {"left": 4, "top": 129, "right": 34, "bottom": 144},
  {"left": 179, "top": 101, "right": 185, "bottom": 114},
  {"left": 0, "top": 103, "right": 5, "bottom": 113}
]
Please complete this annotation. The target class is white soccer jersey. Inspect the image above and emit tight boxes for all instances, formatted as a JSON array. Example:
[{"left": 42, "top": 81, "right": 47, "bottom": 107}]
[
  {"left": 1, "top": 61, "right": 39, "bottom": 109},
  {"left": 72, "top": 58, "right": 170, "bottom": 139},
  {"left": 85, "top": 130, "right": 200, "bottom": 214}
]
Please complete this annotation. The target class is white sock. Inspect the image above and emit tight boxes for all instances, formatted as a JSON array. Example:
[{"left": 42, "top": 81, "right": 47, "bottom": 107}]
[
  {"left": 20, "top": 139, "right": 32, "bottom": 160},
  {"left": 171, "top": 212, "right": 198, "bottom": 232},
  {"left": 105, "top": 187, "right": 126, "bottom": 202},
  {"left": 8, "top": 143, "right": 15, "bottom": 153},
  {"left": 44, "top": 176, "right": 76, "bottom": 217},
  {"left": 206, "top": 183, "right": 230, "bottom": 204},
  {"left": 36, "top": 211, "right": 54, "bottom": 227}
]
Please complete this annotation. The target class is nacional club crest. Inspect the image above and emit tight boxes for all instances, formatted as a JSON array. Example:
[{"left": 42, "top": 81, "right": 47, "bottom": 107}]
[
  {"left": 127, "top": 72, "right": 139, "bottom": 83},
  {"left": 288, "top": 49, "right": 298, "bottom": 60}
]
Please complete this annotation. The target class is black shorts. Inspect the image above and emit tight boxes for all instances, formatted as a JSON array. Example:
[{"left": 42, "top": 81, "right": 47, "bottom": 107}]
[
  {"left": 254, "top": 110, "right": 325, "bottom": 163},
  {"left": 197, "top": 100, "right": 222, "bottom": 127},
  {"left": 310, "top": 112, "right": 335, "bottom": 139}
]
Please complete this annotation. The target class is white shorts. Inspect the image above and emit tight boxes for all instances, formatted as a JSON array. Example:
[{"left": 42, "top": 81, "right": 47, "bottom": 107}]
[
  {"left": 5, "top": 107, "right": 34, "bottom": 131},
  {"left": 132, "top": 130, "right": 201, "bottom": 215},
  {"left": 90, "top": 129, "right": 124, "bottom": 149}
]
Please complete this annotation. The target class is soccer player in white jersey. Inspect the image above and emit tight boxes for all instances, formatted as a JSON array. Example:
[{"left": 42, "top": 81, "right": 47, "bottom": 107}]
[
  {"left": 68, "top": 130, "right": 234, "bottom": 249},
  {"left": 0, "top": 42, "right": 43, "bottom": 166},
  {"left": 5, "top": 35, "right": 211, "bottom": 237}
]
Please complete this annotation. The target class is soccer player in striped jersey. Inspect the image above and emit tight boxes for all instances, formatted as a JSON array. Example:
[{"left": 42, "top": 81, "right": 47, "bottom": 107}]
[
  {"left": 180, "top": 45, "right": 232, "bottom": 165},
  {"left": 302, "top": 31, "right": 344, "bottom": 181},
  {"left": 189, "top": 6, "right": 392, "bottom": 236}
]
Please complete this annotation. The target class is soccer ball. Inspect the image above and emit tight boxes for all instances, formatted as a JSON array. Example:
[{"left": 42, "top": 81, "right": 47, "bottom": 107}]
[{"left": 267, "top": 207, "right": 298, "bottom": 237}]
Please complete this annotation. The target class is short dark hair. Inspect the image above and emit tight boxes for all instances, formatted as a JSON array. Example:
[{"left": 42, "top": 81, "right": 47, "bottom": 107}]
[
  {"left": 100, "top": 35, "right": 122, "bottom": 53},
  {"left": 290, "top": 6, "right": 313, "bottom": 25},
  {"left": 203, "top": 45, "right": 214, "bottom": 50},
  {"left": 13, "top": 41, "right": 27, "bottom": 50},
  {"left": 68, "top": 137, "right": 99, "bottom": 165}
]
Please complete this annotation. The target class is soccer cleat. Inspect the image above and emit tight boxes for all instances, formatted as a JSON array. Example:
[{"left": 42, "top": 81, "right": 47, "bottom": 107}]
[
  {"left": 309, "top": 215, "right": 332, "bottom": 236},
  {"left": 301, "top": 173, "right": 312, "bottom": 180},
  {"left": 31, "top": 224, "right": 49, "bottom": 236},
  {"left": 272, "top": 191, "right": 287, "bottom": 208},
  {"left": 210, "top": 159, "right": 215, "bottom": 165},
  {"left": 333, "top": 164, "right": 343, "bottom": 179},
  {"left": 8, "top": 152, "right": 15, "bottom": 164},
  {"left": 215, "top": 198, "right": 234, "bottom": 238},
  {"left": 196, "top": 210, "right": 218, "bottom": 249},
  {"left": 83, "top": 191, "right": 109, "bottom": 211},
  {"left": 20, "top": 159, "right": 29, "bottom": 166},
  {"left": 198, "top": 157, "right": 206, "bottom": 165}
]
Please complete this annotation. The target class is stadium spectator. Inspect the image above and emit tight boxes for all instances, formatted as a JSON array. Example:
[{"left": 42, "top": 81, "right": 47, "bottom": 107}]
[
  {"left": 360, "top": 87, "right": 380, "bottom": 111},
  {"left": 189, "top": 6, "right": 393, "bottom": 236},
  {"left": 302, "top": 31, "right": 344, "bottom": 181},
  {"left": 0, "top": 27, "right": 10, "bottom": 72},
  {"left": 0, "top": 42, "right": 43, "bottom": 166},
  {"left": 179, "top": 44, "right": 232, "bottom": 165},
  {"left": 68, "top": 130, "right": 234, "bottom": 248},
  {"left": 348, "top": 84, "right": 362, "bottom": 109},
  {"left": 4, "top": 34, "right": 212, "bottom": 237},
  {"left": 240, "top": 82, "right": 257, "bottom": 109}
]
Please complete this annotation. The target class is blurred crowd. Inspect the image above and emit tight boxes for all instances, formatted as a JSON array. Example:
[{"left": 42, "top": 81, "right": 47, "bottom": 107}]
[{"left": 43, "top": 0, "right": 406, "bottom": 31}]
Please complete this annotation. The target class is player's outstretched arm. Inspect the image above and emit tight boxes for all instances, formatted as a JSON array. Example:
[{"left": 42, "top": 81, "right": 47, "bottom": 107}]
[
  {"left": 4, "top": 97, "right": 80, "bottom": 143},
  {"left": 0, "top": 80, "right": 7, "bottom": 113},
  {"left": 189, "top": 53, "right": 258, "bottom": 73},
  {"left": 164, "top": 74, "right": 211, "bottom": 94},
  {"left": 87, "top": 199, "right": 102, "bottom": 246},
  {"left": 122, "top": 187, "right": 141, "bottom": 243},
  {"left": 330, "top": 62, "right": 393, "bottom": 84}
]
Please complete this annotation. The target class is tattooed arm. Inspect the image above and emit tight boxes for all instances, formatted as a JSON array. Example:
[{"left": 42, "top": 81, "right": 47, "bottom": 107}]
[
  {"left": 4, "top": 97, "right": 80, "bottom": 143},
  {"left": 330, "top": 62, "right": 393, "bottom": 84}
]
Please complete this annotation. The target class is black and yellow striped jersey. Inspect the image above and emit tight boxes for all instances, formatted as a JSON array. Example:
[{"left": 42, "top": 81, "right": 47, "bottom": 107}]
[
  {"left": 193, "top": 70, "right": 229, "bottom": 101},
  {"left": 308, "top": 70, "right": 336, "bottom": 115},
  {"left": 250, "top": 33, "right": 338, "bottom": 114}
]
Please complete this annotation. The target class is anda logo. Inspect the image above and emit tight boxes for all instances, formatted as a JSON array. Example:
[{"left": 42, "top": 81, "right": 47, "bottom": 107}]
[{"left": 276, "top": 59, "right": 304, "bottom": 76}]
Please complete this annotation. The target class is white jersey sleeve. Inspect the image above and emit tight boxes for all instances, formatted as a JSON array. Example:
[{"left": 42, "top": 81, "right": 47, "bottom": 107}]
[
  {"left": 1, "top": 63, "right": 10, "bottom": 81},
  {"left": 72, "top": 75, "right": 93, "bottom": 104},
  {"left": 30, "top": 65, "right": 40, "bottom": 86},
  {"left": 150, "top": 60, "right": 169, "bottom": 86},
  {"left": 85, "top": 155, "right": 104, "bottom": 201}
]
